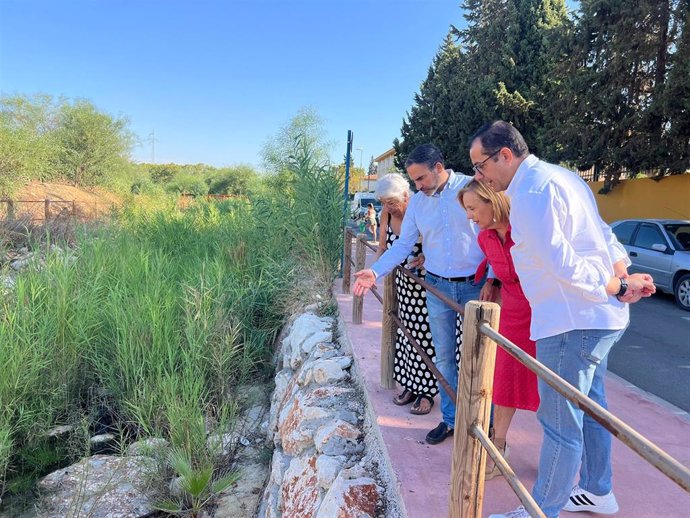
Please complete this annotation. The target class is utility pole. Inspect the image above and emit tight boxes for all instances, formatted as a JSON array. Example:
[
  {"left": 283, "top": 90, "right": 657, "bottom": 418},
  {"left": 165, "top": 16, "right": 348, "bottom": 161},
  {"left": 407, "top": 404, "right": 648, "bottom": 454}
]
[
  {"left": 148, "top": 130, "right": 158, "bottom": 164},
  {"left": 356, "top": 147, "right": 365, "bottom": 191}
]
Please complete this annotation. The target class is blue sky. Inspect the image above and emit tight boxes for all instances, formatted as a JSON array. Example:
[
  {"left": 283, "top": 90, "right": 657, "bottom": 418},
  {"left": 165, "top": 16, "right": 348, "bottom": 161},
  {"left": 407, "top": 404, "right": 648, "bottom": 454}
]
[
  {"left": 1, "top": 1, "right": 577, "bottom": 171},
  {"left": 1, "top": 0, "right": 467, "bottom": 170}
]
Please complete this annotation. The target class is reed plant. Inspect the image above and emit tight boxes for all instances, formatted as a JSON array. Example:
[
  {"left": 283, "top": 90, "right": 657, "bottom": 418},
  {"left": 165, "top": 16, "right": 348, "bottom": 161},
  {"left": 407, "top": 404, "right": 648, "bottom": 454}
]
[{"left": 0, "top": 138, "right": 343, "bottom": 506}]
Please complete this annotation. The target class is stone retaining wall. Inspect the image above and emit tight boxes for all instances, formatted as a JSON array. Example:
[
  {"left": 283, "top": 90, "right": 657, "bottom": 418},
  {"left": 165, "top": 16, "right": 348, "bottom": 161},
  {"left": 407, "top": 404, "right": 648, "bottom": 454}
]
[{"left": 258, "top": 309, "right": 405, "bottom": 518}]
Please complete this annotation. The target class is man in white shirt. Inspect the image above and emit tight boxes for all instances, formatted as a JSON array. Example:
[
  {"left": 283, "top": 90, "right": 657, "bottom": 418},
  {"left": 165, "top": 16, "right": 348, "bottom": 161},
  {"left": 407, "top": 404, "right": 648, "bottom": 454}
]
[
  {"left": 469, "top": 121, "right": 655, "bottom": 518},
  {"left": 353, "top": 144, "right": 489, "bottom": 445}
]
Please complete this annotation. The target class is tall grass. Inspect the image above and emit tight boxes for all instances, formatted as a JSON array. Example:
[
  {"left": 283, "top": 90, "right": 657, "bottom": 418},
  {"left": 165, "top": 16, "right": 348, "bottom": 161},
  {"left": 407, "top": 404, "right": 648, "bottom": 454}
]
[{"left": 0, "top": 142, "right": 343, "bottom": 503}]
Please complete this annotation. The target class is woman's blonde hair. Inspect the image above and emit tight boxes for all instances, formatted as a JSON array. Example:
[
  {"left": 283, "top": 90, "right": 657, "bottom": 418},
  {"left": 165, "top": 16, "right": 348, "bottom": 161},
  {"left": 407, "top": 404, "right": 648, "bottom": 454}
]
[{"left": 458, "top": 179, "right": 511, "bottom": 225}]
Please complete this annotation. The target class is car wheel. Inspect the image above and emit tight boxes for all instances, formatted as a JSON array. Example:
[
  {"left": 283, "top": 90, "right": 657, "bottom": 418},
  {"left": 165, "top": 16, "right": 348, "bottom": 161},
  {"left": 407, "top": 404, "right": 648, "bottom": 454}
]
[{"left": 674, "top": 273, "right": 690, "bottom": 311}]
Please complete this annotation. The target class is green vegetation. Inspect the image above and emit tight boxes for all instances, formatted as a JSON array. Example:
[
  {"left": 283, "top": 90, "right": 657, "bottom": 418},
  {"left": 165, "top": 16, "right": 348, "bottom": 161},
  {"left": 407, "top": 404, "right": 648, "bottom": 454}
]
[
  {"left": 394, "top": 0, "right": 689, "bottom": 189},
  {"left": 0, "top": 115, "right": 344, "bottom": 510}
]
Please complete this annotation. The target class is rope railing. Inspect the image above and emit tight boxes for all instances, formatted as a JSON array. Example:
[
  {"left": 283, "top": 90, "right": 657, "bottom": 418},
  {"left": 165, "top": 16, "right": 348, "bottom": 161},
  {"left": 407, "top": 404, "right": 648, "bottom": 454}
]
[{"left": 342, "top": 230, "right": 690, "bottom": 518}]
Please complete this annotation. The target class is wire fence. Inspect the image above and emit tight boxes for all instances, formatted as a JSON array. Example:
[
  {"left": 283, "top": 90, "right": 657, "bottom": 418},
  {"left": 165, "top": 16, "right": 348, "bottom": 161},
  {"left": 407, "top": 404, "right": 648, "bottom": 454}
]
[{"left": 0, "top": 199, "right": 116, "bottom": 223}]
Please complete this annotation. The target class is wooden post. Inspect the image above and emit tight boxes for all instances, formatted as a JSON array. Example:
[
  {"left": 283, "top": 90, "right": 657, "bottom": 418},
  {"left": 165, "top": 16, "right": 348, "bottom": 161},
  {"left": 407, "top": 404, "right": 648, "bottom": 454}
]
[
  {"left": 72, "top": 200, "right": 76, "bottom": 221},
  {"left": 448, "top": 300, "right": 500, "bottom": 518},
  {"left": 352, "top": 233, "right": 367, "bottom": 325},
  {"left": 44, "top": 199, "right": 51, "bottom": 222},
  {"left": 5, "top": 200, "right": 14, "bottom": 221},
  {"left": 342, "top": 227, "right": 353, "bottom": 294},
  {"left": 380, "top": 272, "right": 397, "bottom": 388}
]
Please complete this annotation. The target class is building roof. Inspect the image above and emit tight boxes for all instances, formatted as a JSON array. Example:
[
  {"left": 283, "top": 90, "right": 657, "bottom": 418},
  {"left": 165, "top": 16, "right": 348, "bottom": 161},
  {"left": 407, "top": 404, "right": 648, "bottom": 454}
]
[{"left": 374, "top": 147, "right": 395, "bottom": 162}]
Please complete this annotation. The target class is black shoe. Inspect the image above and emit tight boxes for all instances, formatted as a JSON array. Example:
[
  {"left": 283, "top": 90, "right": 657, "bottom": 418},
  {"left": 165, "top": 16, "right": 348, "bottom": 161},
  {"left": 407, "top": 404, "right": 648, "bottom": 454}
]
[{"left": 425, "top": 422, "right": 454, "bottom": 445}]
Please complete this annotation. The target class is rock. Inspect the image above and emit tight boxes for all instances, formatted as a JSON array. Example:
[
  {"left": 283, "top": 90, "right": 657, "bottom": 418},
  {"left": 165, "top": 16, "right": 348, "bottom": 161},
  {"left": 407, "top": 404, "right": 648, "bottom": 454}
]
[
  {"left": 282, "top": 313, "right": 333, "bottom": 370},
  {"left": 126, "top": 437, "right": 169, "bottom": 457},
  {"left": 313, "top": 342, "right": 342, "bottom": 360},
  {"left": 281, "top": 455, "right": 322, "bottom": 518},
  {"left": 239, "top": 404, "right": 266, "bottom": 431},
  {"left": 169, "top": 476, "right": 184, "bottom": 498},
  {"left": 315, "top": 469, "right": 381, "bottom": 518},
  {"left": 36, "top": 454, "right": 158, "bottom": 518},
  {"left": 207, "top": 432, "right": 238, "bottom": 455},
  {"left": 313, "top": 420, "right": 362, "bottom": 457},
  {"left": 45, "top": 424, "right": 74, "bottom": 438},
  {"left": 311, "top": 358, "right": 350, "bottom": 385},
  {"left": 214, "top": 461, "right": 269, "bottom": 518},
  {"left": 277, "top": 390, "right": 332, "bottom": 455},
  {"left": 315, "top": 455, "right": 346, "bottom": 489},
  {"left": 89, "top": 433, "right": 115, "bottom": 445}
]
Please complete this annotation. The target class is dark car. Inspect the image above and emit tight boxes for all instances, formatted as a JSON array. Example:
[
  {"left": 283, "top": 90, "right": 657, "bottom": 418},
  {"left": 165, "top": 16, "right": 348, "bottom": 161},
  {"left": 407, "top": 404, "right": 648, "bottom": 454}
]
[{"left": 611, "top": 219, "right": 690, "bottom": 311}]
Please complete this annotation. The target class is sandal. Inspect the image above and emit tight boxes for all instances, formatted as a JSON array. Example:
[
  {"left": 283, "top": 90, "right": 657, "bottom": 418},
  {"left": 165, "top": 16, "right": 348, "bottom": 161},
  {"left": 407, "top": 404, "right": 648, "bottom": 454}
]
[
  {"left": 392, "top": 389, "right": 415, "bottom": 406},
  {"left": 410, "top": 394, "right": 434, "bottom": 415}
]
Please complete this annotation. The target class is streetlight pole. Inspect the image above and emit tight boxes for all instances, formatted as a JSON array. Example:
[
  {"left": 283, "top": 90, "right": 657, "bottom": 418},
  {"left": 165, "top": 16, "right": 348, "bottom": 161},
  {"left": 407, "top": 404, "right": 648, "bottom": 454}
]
[{"left": 356, "top": 147, "right": 365, "bottom": 191}]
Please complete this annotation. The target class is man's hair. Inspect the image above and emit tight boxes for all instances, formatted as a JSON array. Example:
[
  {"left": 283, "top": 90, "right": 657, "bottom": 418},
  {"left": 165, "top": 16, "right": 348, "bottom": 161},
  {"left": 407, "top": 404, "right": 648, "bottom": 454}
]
[
  {"left": 405, "top": 143, "right": 445, "bottom": 170},
  {"left": 458, "top": 178, "right": 511, "bottom": 226},
  {"left": 470, "top": 121, "right": 529, "bottom": 157}
]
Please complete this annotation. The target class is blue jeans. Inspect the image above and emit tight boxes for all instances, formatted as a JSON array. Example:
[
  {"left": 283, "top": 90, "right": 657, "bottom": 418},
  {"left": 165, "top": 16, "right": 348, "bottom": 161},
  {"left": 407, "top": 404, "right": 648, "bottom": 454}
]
[
  {"left": 532, "top": 328, "right": 626, "bottom": 518},
  {"left": 424, "top": 274, "right": 482, "bottom": 427}
]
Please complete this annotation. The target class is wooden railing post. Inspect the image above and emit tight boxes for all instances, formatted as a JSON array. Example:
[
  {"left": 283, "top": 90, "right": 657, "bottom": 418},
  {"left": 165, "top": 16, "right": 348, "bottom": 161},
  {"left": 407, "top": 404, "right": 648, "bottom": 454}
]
[
  {"left": 352, "top": 233, "right": 367, "bottom": 324},
  {"left": 44, "top": 199, "right": 51, "bottom": 222},
  {"left": 4, "top": 200, "right": 15, "bottom": 221},
  {"left": 380, "top": 273, "right": 397, "bottom": 388},
  {"left": 449, "top": 300, "right": 500, "bottom": 518},
  {"left": 342, "top": 228, "right": 353, "bottom": 294}
]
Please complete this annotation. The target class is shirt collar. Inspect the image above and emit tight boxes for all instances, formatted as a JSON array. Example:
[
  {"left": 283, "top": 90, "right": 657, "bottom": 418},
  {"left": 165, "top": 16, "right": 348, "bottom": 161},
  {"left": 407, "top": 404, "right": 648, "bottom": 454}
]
[
  {"left": 431, "top": 169, "right": 456, "bottom": 198},
  {"left": 506, "top": 154, "right": 538, "bottom": 197}
]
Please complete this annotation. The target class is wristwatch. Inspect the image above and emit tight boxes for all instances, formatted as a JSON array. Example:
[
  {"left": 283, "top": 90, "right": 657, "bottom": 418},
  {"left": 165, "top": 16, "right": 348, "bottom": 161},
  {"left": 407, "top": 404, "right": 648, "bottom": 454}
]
[
  {"left": 489, "top": 278, "right": 502, "bottom": 288},
  {"left": 616, "top": 277, "right": 628, "bottom": 299}
]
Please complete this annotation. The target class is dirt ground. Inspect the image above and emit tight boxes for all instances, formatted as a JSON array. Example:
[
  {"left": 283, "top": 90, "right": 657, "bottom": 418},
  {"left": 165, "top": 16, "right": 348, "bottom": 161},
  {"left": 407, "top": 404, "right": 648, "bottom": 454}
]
[{"left": 4, "top": 182, "right": 122, "bottom": 221}]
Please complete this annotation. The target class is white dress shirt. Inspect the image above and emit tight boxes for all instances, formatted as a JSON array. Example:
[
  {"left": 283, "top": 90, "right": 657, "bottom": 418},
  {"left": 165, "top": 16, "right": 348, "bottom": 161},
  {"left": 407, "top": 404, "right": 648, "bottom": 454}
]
[
  {"left": 506, "top": 155, "right": 630, "bottom": 341},
  {"left": 371, "top": 170, "right": 484, "bottom": 279}
]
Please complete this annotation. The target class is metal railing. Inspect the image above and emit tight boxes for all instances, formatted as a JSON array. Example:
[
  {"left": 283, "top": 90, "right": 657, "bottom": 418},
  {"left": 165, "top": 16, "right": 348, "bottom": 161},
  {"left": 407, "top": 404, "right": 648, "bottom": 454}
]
[{"left": 342, "top": 228, "right": 690, "bottom": 518}]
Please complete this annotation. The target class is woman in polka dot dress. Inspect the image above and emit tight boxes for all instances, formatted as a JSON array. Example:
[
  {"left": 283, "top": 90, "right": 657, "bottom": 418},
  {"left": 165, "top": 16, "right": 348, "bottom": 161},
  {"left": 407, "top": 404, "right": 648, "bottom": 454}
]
[{"left": 374, "top": 173, "right": 452, "bottom": 415}]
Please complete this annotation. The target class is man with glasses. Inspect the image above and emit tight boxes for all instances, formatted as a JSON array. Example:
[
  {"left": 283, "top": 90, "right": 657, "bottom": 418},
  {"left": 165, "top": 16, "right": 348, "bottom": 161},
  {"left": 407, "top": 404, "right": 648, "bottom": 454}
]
[
  {"left": 353, "top": 143, "right": 491, "bottom": 445},
  {"left": 468, "top": 121, "right": 655, "bottom": 518}
]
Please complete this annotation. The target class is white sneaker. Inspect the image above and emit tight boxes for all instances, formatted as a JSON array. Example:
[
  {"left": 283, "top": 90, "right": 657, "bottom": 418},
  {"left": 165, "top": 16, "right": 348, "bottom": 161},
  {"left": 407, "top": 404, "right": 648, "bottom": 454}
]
[
  {"left": 563, "top": 485, "right": 619, "bottom": 514},
  {"left": 488, "top": 507, "right": 531, "bottom": 518}
]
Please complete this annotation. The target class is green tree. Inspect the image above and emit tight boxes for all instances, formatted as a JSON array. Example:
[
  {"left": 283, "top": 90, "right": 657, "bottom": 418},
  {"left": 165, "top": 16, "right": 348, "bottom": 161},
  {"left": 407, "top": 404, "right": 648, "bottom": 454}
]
[
  {"left": 395, "top": 1, "right": 568, "bottom": 173},
  {"left": 261, "top": 107, "right": 334, "bottom": 196},
  {"left": 166, "top": 172, "right": 208, "bottom": 196},
  {"left": 0, "top": 94, "right": 62, "bottom": 193},
  {"left": 659, "top": 0, "right": 690, "bottom": 174},
  {"left": 53, "top": 99, "right": 135, "bottom": 186},
  {"left": 548, "top": 0, "right": 684, "bottom": 190},
  {"left": 206, "top": 165, "right": 257, "bottom": 195}
]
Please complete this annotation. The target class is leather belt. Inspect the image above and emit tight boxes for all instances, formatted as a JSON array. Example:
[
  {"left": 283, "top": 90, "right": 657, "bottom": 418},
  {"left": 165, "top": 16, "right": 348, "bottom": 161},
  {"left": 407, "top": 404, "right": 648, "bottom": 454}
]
[{"left": 427, "top": 272, "right": 475, "bottom": 283}]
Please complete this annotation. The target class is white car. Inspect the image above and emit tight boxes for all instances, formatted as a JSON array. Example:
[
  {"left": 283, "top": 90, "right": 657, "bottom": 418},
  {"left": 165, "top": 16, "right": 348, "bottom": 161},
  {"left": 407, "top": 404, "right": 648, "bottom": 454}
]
[{"left": 611, "top": 219, "right": 690, "bottom": 311}]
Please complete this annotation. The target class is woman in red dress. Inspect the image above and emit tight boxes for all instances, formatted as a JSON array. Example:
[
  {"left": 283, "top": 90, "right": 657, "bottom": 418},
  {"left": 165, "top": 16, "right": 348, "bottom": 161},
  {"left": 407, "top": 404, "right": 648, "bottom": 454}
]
[{"left": 459, "top": 179, "right": 539, "bottom": 479}]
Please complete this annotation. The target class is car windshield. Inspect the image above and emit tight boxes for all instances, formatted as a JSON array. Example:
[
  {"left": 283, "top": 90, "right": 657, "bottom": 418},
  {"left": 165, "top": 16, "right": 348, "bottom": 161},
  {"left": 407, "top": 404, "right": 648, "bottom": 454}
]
[{"left": 665, "top": 224, "right": 690, "bottom": 251}]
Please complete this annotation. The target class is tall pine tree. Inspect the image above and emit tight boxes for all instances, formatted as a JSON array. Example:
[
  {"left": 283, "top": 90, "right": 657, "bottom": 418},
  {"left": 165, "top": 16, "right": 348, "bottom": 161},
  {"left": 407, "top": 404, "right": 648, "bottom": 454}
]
[
  {"left": 394, "top": 0, "right": 569, "bottom": 175},
  {"left": 548, "top": 0, "right": 684, "bottom": 190}
]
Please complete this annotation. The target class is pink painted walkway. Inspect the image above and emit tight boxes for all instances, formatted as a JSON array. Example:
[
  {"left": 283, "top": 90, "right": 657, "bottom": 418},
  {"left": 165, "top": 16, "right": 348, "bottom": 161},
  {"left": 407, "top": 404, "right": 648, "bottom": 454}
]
[{"left": 335, "top": 245, "right": 690, "bottom": 518}]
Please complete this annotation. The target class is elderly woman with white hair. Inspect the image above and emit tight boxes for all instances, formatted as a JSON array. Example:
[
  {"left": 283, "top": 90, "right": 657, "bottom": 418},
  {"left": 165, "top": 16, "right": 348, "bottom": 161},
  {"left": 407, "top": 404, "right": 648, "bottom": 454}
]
[{"left": 375, "top": 173, "right": 438, "bottom": 415}]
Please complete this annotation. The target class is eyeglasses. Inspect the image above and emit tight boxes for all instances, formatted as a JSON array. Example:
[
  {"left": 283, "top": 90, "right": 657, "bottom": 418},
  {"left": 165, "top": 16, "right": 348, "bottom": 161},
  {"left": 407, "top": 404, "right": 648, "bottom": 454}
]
[{"left": 472, "top": 149, "right": 501, "bottom": 175}]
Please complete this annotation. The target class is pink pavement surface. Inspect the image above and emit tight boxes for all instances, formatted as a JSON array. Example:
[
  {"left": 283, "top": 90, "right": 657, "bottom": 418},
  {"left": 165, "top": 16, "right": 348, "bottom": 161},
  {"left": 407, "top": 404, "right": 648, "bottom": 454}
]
[{"left": 335, "top": 244, "right": 690, "bottom": 518}]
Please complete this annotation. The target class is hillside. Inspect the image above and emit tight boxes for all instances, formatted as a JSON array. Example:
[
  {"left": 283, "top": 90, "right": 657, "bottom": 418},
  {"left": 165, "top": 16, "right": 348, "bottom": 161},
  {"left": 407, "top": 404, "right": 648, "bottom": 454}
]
[{"left": 8, "top": 182, "right": 123, "bottom": 220}]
